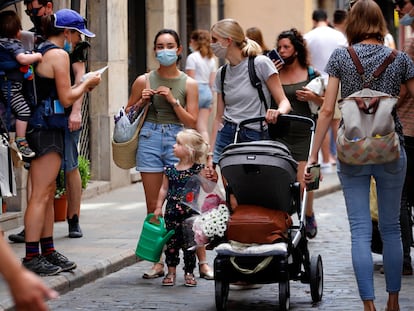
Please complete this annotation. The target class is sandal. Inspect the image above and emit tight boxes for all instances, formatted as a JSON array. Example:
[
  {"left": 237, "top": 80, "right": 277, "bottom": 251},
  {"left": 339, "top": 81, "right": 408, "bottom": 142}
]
[
  {"left": 199, "top": 261, "right": 214, "bottom": 280},
  {"left": 162, "top": 273, "right": 176, "bottom": 286},
  {"left": 184, "top": 272, "right": 197, "bottom": 287},
  {"left": 143, "top": 263, "right": 165, "bottom": 279}
]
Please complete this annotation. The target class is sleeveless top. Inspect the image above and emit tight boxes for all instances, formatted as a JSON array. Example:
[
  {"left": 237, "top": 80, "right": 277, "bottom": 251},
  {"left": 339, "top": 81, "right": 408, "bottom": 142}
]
[
  {"left": 145, "top": 70, "right": 187, "bottom": 125},
  {"left": 34, "top": 41, "right": 59, "bottom": 103}
]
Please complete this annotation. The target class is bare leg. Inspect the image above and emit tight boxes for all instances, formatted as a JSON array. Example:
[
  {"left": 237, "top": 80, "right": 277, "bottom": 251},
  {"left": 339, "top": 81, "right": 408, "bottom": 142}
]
[
  {"left": 15, "top": 119, "right": 28, "bottom": 139},
  {"left": 197, "top": 108, "right": 211, "bottom": 144},
  {"left": 386, "top": 292, "right": 399, "bottom": 311},
  {"left": 362, "top": 300, "right": 376, "bottom": 311},
  {"left": 66, "top": 168, "right": 82, "bottom": 218},
  {"left": 25, "top": 152, "right": 60, "bottom": 243},
  {"left": 197, "top": 246, "right": 214, "bottom": 280},
  {"left": 141, "top": 172, "right": 165, "bottom": 277}
]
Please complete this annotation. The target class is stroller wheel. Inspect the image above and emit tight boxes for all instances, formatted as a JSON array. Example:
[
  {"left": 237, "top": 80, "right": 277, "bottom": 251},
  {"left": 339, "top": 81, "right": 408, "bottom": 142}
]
[
  {"left": 278, "top": 280, "right": 290, "bottom": 311},
  {"left": 215, "top": 279, "right": 229, "bottom": 311},
  {"left": 310, "top": 254, "right": 323, "bottom": 302}
]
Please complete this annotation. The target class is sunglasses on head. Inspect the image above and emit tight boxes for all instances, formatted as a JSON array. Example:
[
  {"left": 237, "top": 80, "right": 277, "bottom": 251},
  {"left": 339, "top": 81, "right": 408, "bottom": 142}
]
[{"left": 24, "top": 5, "right": 43, "bottom": 17}]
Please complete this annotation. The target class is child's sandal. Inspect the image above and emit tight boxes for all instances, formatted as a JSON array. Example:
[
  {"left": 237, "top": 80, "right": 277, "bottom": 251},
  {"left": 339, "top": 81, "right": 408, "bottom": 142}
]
[
  {"left": 162, "top": 273, "right": 175, "bottom": 286},
  {"left": 184, "top": 272, "right": 197, "bottom": 287}
]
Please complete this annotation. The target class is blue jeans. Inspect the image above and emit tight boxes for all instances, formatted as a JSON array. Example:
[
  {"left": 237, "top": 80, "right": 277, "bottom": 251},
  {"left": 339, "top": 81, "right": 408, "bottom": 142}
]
[
  {"left": 136, "top": 122, "right": 184, "bottom": 172},
  {"left": 213, "top": 121, "right": 269, "bottom": 164},
  {"left": 337, "top": 148, "right": 406, "bottom": 300},
  {"left": 63, "top": 128, "right": 80, "bottom": 171}
]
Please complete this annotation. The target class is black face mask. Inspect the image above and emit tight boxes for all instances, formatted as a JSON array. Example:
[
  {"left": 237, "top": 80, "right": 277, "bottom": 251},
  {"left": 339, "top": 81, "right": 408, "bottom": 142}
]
[
  {"left": 30, "top": 15, "right": 43, "bottom": 33},
  {"left": 283, "top": 54, "right": 296, "bottom": 65}
]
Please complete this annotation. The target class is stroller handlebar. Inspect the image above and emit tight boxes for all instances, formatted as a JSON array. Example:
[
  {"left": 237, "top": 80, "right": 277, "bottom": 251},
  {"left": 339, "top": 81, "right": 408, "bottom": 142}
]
[{"left": 237, "top": 114, "right": 315, "bottom": 132}]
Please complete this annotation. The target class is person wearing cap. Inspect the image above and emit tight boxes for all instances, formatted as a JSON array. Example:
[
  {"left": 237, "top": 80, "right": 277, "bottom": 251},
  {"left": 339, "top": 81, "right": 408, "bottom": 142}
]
[
  {"left": 21, "top": 9, "right": 101, "bottom": 276},
  {"left": 9, "top": 1, "right": 92, "bottom": 244}
]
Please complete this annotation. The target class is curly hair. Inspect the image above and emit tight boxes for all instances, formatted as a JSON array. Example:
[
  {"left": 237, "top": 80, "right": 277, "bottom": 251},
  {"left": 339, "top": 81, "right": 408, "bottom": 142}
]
[
  {"left": 176, "top": 129, "right": 209, "bottom": 164},
  {"left": 277, "top": 28, "right": 310, "bottom": 68}
]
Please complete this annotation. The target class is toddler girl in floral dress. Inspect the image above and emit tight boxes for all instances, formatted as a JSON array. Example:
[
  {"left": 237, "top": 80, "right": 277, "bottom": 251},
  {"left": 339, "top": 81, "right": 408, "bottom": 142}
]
[{"left": 153, "top": 129, "right": 209, "bottom": 287}]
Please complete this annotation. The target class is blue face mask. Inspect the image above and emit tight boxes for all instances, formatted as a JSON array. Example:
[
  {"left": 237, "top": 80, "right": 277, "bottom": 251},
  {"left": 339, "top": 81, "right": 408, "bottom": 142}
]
[
  {"left": 156, "top": 49, "right": 178, "bottom": 66},
  {"left": 400, "top": 9, "right": 414, "bottom": 26},
  {"left": 63, "top": 39, "right": 73, "bottom": 53}
]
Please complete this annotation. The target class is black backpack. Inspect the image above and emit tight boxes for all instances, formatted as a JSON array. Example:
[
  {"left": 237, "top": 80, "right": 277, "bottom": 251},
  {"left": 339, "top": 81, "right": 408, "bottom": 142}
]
[{"left": 220, "top": 56, "right": 289, "bottom": 138}]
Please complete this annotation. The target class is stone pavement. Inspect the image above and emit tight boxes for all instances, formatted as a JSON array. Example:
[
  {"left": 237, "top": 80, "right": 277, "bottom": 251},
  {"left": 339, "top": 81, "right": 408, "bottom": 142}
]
[{"left": 0, "top": 166, "right": 412, "bottom": 310}]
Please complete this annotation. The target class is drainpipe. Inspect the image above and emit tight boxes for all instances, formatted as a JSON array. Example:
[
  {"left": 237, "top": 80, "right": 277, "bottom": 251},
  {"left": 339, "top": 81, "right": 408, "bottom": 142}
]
[
  {"left": 71, "top": 0, "right": 80, "bottom": 12},
  {"left": 179, "top": 0, "right": 187, "bottom": 71},
  {"left": 218, "top": 0, "right": 224, "bottom": 20}
]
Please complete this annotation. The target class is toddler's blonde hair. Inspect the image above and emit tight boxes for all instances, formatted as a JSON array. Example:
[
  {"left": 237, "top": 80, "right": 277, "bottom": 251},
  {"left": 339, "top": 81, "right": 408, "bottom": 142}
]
[{"left": 176, "top": 129, "right": 209, "bottom": 164}]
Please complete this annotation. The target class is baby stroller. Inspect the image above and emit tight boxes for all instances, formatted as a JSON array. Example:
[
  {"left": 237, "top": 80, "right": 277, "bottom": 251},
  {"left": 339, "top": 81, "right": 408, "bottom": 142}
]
[{"left": 214, "top": 115, "right": 323, "bottom": 311}]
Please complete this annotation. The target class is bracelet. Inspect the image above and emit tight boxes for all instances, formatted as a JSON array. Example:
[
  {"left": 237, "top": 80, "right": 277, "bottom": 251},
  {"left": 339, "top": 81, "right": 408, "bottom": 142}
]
[
  {"left": 207, "top": 152, "right": 213, "bottom": 156},
  {"left": 172, "top": 99, "right": 180, "bottom": 108}
]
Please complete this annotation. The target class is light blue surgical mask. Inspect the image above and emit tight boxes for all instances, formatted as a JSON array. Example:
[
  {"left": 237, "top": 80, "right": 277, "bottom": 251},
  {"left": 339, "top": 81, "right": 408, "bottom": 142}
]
[
  {"left": 189, "top": 46, "right": 194, "bottom": 53},
  {"left": 63, "top": 38, "right": 73, "bottom": 53},
  {"left": 156, "top": 49, "right": 178, "bottom": 66},
  {"left": 400, "top": 8, "right": 414, "bottom": 26}
]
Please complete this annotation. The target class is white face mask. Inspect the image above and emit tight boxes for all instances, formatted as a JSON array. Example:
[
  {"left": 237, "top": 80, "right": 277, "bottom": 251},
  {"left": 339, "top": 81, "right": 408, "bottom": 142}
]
[{"left": 210, "top": 42, "right": 228, "bottom": 59}]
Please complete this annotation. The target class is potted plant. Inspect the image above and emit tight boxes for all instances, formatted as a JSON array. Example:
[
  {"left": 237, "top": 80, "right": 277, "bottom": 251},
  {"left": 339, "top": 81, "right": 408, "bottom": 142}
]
[
  {"left": 54, "top": 155, "right": 90, "bottom": 221},
  {"left": 54, "top": 169, "right": 67, "bottom": 222},
  {"left": 78, "top": 155, "right": 91, "bottom": 190}
]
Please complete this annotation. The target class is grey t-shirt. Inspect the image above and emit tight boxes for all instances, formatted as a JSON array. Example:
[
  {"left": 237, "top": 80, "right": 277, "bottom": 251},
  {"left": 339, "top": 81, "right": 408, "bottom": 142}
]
[{"left": 214, "top": 55, "right": 278, "bottom": 127}]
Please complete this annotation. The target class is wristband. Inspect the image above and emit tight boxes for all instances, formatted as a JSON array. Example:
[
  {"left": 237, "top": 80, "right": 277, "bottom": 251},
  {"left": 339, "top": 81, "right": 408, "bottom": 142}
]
[{"left": 173, "top": 99, "right": 180, "bottom": 108}]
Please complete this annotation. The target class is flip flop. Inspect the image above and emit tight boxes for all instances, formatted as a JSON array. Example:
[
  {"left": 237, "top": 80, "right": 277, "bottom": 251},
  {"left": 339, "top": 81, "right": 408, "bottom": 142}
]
[
  {"left": 162, "top": 273, "right": 176, "bottom": 286},
  {"left": 184, "top": 272, "right": 197, "bottom": 287}
]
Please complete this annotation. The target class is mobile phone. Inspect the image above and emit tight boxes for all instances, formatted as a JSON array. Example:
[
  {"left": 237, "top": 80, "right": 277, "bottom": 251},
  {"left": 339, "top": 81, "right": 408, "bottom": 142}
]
[
  {"left": 53, "top": 100, "right": 65, "bottom": 114},
  {"left": 306, "top": 164, "right": 321, "bottom": 191},
  {"left": 267, "top": 48, "right": 284, "bottom": 64}
]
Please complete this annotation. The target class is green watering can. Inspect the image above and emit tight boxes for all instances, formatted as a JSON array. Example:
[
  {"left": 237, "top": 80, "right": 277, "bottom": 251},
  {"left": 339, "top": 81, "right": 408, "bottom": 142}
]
[{"left": 135, "top": 213, "right": 175, "bottom": 262}]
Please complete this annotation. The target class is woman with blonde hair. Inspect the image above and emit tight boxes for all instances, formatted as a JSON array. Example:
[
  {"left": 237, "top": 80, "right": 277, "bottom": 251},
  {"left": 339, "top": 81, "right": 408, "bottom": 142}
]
[
  {"left": 209, "top": 18, "right": 291, "bottom": 166},
  {"left": 305, "top": 1, "right": 414, "bottom": 310}
]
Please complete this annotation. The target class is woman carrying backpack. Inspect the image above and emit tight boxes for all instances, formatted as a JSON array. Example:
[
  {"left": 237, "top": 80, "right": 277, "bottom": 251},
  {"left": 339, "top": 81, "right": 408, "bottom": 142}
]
[
  {"left": 209, "top": 18, "right": 291, "bottom": 166},
  {"left": 304, "top": 1, "right": 414, "bottom": 310}
]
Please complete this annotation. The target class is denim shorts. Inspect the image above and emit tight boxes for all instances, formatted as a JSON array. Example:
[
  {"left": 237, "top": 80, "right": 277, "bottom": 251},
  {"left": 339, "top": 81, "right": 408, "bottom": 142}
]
[
  {"left": 26, "top": 128, "right": 64, "bottom": 159},
  {"left": 136, "top": 122, "right": 184, "bottom": 172},
  {"left": 198, "top": 83, "right": 213, "bottom": 109},
  {"left": 213, "top": 121, "right": 269, "bottom": 164},
  {"left": 63, "top": 128, "right": 80, "bottom": 171}
]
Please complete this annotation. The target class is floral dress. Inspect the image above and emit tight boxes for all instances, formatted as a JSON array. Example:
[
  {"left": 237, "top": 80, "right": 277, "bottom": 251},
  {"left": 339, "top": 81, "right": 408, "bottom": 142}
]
[{"left": 163, "top": 163, "right": 203, "bottom": 272}]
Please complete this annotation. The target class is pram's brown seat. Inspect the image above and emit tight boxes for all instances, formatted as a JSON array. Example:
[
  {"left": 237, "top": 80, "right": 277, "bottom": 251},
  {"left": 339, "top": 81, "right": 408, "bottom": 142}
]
[{"left": 219, "top": 140, "right": 297, "bottom": 213}]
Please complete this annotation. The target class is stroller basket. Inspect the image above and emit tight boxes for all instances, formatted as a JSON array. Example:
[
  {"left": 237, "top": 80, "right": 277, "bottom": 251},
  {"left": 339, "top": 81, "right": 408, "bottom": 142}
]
[{"left": 219, "top": 140, "right": 297, "bottom": 213}]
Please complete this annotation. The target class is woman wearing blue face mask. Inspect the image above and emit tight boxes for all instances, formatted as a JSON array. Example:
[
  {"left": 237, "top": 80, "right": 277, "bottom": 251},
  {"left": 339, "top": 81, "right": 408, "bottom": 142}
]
[
  {"left": 396, "top": 0, "right": 414, "bottom": 26},
  {"left": 125, "top": 29, "right": 200, "bottom": 280}
]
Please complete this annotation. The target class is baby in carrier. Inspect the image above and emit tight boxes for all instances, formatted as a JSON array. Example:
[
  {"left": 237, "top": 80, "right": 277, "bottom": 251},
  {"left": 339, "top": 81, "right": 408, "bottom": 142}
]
[{"left": 0, "top": 10, "right": 42, "bottom": 158}]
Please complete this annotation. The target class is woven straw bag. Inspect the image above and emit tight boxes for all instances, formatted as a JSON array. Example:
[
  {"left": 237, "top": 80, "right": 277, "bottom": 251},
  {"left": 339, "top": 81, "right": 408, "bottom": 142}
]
[
  {"left": 112, "top": 104, "right": 148, "bottom": 169},
  {"left": 112, "top": 73, "right": 150, "bottom": 169}
]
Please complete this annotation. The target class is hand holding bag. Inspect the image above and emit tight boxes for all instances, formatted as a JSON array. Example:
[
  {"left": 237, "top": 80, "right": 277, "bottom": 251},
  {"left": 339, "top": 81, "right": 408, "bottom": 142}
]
[
  {"left": 112, "top": 74, "right": 150, "bottom": 169},
  {"left": 304, "top": 76, "right": 325, "bottom": 115}
]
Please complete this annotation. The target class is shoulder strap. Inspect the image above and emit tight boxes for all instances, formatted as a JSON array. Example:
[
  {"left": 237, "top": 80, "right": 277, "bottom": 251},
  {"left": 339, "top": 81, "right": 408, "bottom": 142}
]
[
  {"left": 308, "top": 66, "right": 317, "bottom": 80},
  {"left": 220, "top": 64, "right": 228, "bottom": 103},
  {"left": 247, "top": 56, "right": 268, "bottom": 110},
  {"left": 36, "top": 41, "right": 60, "bottom": 55},
  {"left": 347, "top": 46, "right": 398, "bottom": 87}
]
